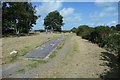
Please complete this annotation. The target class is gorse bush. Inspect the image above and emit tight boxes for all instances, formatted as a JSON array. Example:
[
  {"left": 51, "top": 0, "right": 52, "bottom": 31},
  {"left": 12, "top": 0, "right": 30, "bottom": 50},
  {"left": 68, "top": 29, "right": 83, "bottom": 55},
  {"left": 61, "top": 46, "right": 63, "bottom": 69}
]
[
  {"left": 76, "top": 25, "right": 94, "bottom": 39},
  {"left": 74, "top": 24, "right": 120, "bottom": 78},
  {"left": 73, "top": 24, "right": 120, "bottom": 62}
]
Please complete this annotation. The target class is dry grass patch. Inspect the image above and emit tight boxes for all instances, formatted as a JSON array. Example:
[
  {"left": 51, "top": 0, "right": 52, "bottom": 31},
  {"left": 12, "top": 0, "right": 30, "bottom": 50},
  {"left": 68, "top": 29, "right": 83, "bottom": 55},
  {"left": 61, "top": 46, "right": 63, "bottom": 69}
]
[{"left": 2, "top": 33, "right": 62, "bottom": 65}]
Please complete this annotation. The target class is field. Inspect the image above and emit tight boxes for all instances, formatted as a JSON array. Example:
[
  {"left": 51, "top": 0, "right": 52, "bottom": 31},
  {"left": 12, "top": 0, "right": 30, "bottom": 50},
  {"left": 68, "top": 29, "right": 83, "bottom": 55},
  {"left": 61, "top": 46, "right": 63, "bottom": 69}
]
[
  {"left": 1, "top": 33, "right": 117, "bottom": 78},
  {"left": 2, "top": 33, "right": 62, "bottom": 65},
  {"left": 1, "top": 1, "right": 119, "bottom": 79}
]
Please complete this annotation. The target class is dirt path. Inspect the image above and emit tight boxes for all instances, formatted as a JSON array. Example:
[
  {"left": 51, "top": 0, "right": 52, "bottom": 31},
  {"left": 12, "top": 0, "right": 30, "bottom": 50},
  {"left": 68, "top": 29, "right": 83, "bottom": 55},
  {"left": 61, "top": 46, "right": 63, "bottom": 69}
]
[{"left": 9, "top": 34, "right": 109, "bottom": 78}]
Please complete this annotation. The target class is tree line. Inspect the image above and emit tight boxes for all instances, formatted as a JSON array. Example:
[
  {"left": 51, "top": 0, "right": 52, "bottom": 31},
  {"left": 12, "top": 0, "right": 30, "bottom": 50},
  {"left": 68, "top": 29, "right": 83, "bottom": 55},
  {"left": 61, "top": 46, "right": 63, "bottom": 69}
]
[{"left": 2, "top": 2, "right": 64, "bottom": 36}]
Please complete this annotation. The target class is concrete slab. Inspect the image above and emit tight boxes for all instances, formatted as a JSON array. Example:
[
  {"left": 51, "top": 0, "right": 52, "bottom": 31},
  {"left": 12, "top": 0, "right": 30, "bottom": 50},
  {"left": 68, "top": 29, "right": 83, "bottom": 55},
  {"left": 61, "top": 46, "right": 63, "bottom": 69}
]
[{"left": 21, "top": 35, "right": 64, "bottom": 60}]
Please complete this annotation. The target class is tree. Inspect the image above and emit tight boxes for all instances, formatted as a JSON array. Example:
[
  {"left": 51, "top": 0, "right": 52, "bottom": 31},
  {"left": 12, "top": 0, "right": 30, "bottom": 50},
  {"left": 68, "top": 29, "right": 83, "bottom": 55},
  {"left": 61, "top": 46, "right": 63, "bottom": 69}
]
[
  {"left": 44, "top": 11, "right": 64, "bottom": 32},
  {"left": 76, "top": 25, "right": 94, "bottom": 39},
  {"left": 2, "top": 2, "right": 39, "bottom": 35},
  {"left": 71, "top": 27, "right": 77, "bottom": 33},
  {"left": 116, "top": 24, "right": 120, "bottom": 31}
]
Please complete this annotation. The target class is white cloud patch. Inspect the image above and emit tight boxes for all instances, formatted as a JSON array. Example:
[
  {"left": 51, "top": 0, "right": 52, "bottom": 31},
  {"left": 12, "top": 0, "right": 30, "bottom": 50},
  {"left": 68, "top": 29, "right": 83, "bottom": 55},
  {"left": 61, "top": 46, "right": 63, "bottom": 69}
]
[
  {"left": 95, "top": 2, "right": 113, "bottom": 7},
  {"left": 30, "top": 0, "right": 119, "bottom": 2},
  {"left": 30, "top": 0, "right": 64, "bottom": 2},
  {"left": 42, "top": 0, "right": 64, "bottom": 2},
  {"left": 35, "top": 1, "right": 62, "bottom": 15},
  {"left": 60, "top": 7, "right": 81, "bottom": 23},
  {"left": 91, "top": 6, "right": 117, "bottom": 21},
  {"left": 94, "top": 0, "right": 119, "bottom": 2},
  {"left": 107, "top": 21, "right": 117, "bottom": 26},
  {"left": 60, "top": 8, "right": 74, "bottom": 17}
]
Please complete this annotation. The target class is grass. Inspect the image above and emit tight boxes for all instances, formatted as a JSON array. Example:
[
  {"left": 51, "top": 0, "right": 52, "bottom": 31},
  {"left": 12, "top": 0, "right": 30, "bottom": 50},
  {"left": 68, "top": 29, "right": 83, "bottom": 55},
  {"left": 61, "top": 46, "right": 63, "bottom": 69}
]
[
  {"left": 26, "top": 60, "right": 48, "bottom": 69},
  {"left": 17, "top": 69, "right": 25, "bottom": 73},
  {"left": 2, "top": 33, "right": 62, "bottom": 65},
  {"left": 49, "top": 38, "right": 66, "bottom": 59}
]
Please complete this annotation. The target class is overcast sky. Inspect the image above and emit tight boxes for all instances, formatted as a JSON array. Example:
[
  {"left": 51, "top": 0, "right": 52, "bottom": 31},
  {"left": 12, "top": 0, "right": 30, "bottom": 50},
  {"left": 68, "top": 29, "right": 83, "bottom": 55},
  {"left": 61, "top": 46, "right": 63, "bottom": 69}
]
[{"left": 32, "top": 1, "right": 118, "bottom": 30}]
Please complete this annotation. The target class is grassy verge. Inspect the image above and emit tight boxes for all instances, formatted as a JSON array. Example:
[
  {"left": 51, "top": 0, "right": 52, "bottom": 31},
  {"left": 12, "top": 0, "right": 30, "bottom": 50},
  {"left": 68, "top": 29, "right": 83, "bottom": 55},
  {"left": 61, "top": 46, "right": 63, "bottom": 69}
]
[
  {"left": 26, "top": 60, "right": 48, "bottom": 69},
  {"left": 2, "top": 33, "right": 62, "bottom": 65},
  {"left": 17, "top": 69, "right": 25, "bottom": 73},
  {"left": 16, "top": 36, "right": 66, "bottom": 73},
  {"left": 49, "top": 38, "right": 66, "bottom": 59}
]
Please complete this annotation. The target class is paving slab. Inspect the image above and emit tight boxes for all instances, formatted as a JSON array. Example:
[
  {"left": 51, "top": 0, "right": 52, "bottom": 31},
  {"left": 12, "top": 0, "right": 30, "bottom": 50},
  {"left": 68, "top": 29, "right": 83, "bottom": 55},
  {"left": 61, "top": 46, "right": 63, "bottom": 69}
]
[{"left": 21, "top": 35, "right": 65, "bottom": 60}]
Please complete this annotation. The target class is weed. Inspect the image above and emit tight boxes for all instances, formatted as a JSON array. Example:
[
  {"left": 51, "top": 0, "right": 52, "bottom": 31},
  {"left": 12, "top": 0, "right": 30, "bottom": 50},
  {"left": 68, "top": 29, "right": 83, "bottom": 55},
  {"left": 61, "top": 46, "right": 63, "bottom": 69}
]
[
  {"left": 26, "top": 60, "right": 47, "bottom": 69},
  {"left": 17, "top": 69, "right": 25, "bottom": 73}
]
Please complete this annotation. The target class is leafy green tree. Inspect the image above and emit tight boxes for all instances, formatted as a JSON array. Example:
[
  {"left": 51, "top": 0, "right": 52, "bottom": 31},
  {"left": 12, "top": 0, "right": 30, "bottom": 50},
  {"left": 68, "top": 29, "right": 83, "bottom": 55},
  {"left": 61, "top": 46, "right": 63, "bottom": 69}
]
[
  {"left": 44, "top": 11, "right": 64, "bottom": 32},
  {"left": 2, "top": 2, "right": 39, "bottom": 35},
  {"left": 76, "top": 25, "right": 94, "bottom": 39}
]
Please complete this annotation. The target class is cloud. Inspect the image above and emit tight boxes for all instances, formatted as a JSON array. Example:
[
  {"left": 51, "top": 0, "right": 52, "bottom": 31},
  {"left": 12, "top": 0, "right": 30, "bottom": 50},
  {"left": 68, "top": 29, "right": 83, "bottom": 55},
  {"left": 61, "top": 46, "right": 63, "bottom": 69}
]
[
  {"left": 60, "top": 7, "right": 81, "bottom": 23},
  {"left": 91, "top": 6, "right": 117, "bottom": 21},
  {"left": 94, "top": 0, "right": 119, "bottom": 2},
  {"left": 30, "top": 0, "right": 64, "bottom": 2},
  {"left": 60, "top": 8, "right": 74, "bottom": 17},
  {"left": 107, "top": 21, "right": 117, "bottom": 26},
  {"left": 95, "top": 2, "right": 113, "bottom": 7},
  {"left": 30, "top": 0, "right": 118, "bottom": 2},
  {"left": 35, "top": 1, "right": 62, "bottom": 15},
  {"left": 42, "top": 0, "right": 64, "bottom": 2}
]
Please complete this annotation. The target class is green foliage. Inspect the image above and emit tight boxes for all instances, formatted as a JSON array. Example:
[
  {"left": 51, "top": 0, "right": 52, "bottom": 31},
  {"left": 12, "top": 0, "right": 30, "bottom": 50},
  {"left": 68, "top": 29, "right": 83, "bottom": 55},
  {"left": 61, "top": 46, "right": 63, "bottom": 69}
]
[
  {"left": 116, "top": 24, "right": 120, "bottom": 31},
  {"left": 72, "top": 24, "right": 120, "bottom": 79},
  {"left": 62, "top": 30, "right": 71, "bottom": 33},
  {"left": 105, "top": 33, "right": 120, "bottom": 55},
  {"left": 44, "top": 11, "right": 64, "bottom": 32},
  {"left": 2, "top": 2, "right": 39, "bottom": 35},
  {"left": 71, "top": 27, "right": 77, "bottom": 33},
  {"left": 17, "top": 69, "right": 25, "bottom": 73},
  {"left": 89, "top": 30, "right": 102, "bottom": 44},
  {"left": 75, "top": 24, "right": 120, "bottom": 61},
  {"left": 76, "top": 25, "right": 94, "bottom": 39}
]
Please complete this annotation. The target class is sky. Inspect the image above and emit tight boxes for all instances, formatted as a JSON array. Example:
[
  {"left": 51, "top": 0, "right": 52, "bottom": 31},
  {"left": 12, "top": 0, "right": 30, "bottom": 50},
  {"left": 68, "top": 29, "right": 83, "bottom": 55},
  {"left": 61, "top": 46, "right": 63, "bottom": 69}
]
[{"left": 32, "top": 1, "right": 118, "bottom": 30}]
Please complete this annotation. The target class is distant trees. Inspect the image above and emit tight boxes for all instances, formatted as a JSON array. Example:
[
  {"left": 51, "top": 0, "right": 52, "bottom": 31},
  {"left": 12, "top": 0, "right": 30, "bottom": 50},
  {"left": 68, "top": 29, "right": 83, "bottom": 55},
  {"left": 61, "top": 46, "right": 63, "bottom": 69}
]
[
  {"left": 2, "top": 2, "right": 39, "bottom": 35},
  {"left": 44, "top": 11, "right": 64, "bottom": 32}
]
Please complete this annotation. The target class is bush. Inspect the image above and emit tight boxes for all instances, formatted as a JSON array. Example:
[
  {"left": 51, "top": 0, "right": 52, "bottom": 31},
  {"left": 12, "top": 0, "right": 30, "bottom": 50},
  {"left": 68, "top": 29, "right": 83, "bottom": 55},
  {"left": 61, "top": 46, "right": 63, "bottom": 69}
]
[
  {"left": 71, "top": 27, "right": 77, "bottom": 33},
  {"left": 75, "top": 24, "right": 120, "bottom": 61},
  {"left": 75, "top": 24, "right": 120, "bottom": 78},
  {"left": 76, "top": 25, "right": 94, "bottom": 38}
]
